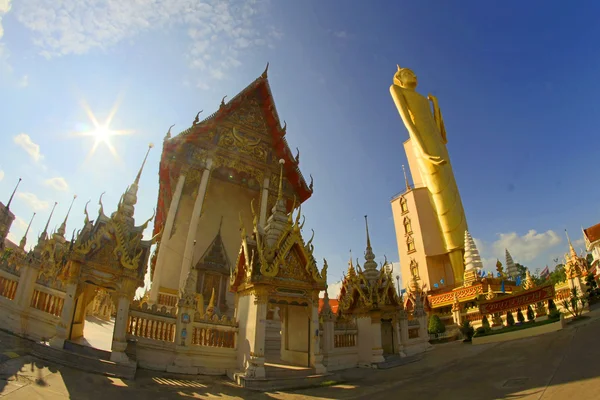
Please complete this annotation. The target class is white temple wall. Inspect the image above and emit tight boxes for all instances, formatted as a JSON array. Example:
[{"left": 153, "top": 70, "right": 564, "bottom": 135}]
[{"left": 235, "top": 293, "right": 255, "bottom": 370}]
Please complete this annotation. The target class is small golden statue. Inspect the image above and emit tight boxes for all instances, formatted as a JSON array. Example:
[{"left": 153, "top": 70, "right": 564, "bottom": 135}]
[{"left": 496, "top": 260, "right": 506, "bottom": 277}]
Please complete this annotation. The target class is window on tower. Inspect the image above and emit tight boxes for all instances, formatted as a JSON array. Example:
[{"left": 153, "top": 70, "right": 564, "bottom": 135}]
[
  {"left": 407, "top": 236, "right": 415, "bottom": 253},
  {"left": 403, "top": 216, "right": 412, "bottom": 234},
  {"left": 400, "top": 197, "right": 408, "bottom": 214}
]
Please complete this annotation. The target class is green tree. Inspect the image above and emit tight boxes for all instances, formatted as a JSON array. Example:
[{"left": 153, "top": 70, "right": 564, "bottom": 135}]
[
  {"left": 516, "top": 309, "right": 525, "bottom": 323},
  {"left": 515, "top": 263, "right": 528, "bottom": 280},
  {"left": 428, "top": 314, "right": 446, "bottom": 335},
  {"left": 549, "top": 264, "right": 566, "bottom": 285},
  {"left": 585, "top": 273, "right": 598, "bottom": 292},
  {"left": 481, "top": 315, "right": 490, "bottom": 329},
  {"left": 506, "top": 311, "right": 515, "bottom": 326},
  {"left": 526, "top": 305, "right": 535, "bottom": 321},
  {"left": 460, "top": 320, "right": 475, "bottom": 342},
  {"left": 586, "top": 253, "right": 594, "bottom": 268}
]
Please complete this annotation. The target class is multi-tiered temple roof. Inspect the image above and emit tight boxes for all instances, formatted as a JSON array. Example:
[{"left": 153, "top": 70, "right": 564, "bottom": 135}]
[{"left": 153, "top": 65, "right": 314, "bottom": 240}]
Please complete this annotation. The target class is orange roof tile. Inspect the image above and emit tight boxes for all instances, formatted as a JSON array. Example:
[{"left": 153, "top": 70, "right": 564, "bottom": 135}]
[
  {"left": 584, "top": 222, "right": 600, "bottom": 243},
  {"left": 318, "top": 298, "right": 339, "bottom": 314}
]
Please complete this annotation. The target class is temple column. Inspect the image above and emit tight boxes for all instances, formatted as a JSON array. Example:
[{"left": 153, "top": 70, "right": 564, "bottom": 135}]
[
  {"left": 259, "top": 176, "right": 270, "bottom": 228},
  {"left": 393, "top": 318, "right": 406, "bottom": 356},
  {"left": 150, "top": 170, "right": 187, "bottom": 303},
  {"left": 399, "top": 313, "right": 409, "bottom": 344},
  {"left": 178, "top": 158, "right": 214, "bottom": 291},
  {"left": 321, "top": 313, "right": 335, "bottom": 357},
  {"left": 310, "top": 300, "right": 326, "bottom": 373},
  {"left": 246, "top": 290, "right": 268, "bottom": 379},
  {"left": 370, "top": 312, "right": 385, "bottom": 364},
  {"left": 110, "top": 280, "right": 136, "bottom": 364},
  {"left": 50, "top": 281, "right": 79, "bottom": 349}
]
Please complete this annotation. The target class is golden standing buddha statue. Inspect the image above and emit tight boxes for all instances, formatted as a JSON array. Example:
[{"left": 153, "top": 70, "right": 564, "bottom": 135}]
[{"left": 390, "top": 66, "right": 468, "bottom": 283}]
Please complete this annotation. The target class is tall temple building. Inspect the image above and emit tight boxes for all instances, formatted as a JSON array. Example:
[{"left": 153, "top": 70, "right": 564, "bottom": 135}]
[
  {"left": 148, "top": 65, "right": 314, "bottom": 315},
  {"left": 389, "top": 66, "right": 469, "bottom": 292}
]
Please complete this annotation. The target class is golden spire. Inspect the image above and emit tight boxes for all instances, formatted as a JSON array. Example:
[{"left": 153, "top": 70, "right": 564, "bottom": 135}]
[
  {"left": 402, "top": 165, "right": 411, "bottom": 191},
  {"left": 565, "top": 229, "right": 577, "bottom": 257},
  {"left": 6, "top": 177, "right": 22, "bottom": 210},
  {"left": 363, "top": 215, "right": 379, "bottom": 279},
  {"left": 57, "top": 195, "right": 77, "bottom": 237},
  {"left": 40, "top": 202, "right": 58, "bottom": 240},
  {"left": 19, "top": 212, "right": 35, "bottom": 250}
]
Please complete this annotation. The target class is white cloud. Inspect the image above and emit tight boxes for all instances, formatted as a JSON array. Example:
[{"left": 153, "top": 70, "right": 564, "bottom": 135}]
[
  {"left": 491, "top": 230, "right": 561, "bottom": 262},
  {"left": 44, "top": 177, "right": 69, "bottom": 192},
  {"left": 17, "top": 192, "right": 49, "bottom": 211},
  {"left": 326, "top": 281, "right": 342, "bottom": 300},
  {"left": 13, "top": 0, "right": 280, "bottom": 82},
  {"left": 474, "top": 229, "right": 563, "bottom": 270},
  {"left": 13, "top": 133, "right": 43, "bottom": 162},
  {"left": 333, "top": 30, "right": 348, "bottom": 38},
  {"left": 17, "top": 74, "right": 28, "bottom": 87},
  {"left": 0, "top": 0, "right": 11, "bottom": 40}
]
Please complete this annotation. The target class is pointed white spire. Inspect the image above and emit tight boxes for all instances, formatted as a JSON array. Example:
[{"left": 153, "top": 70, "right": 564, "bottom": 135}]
[
  {"left": 463, "top": 231, "right": 483, "bottom": 271},
  {"left": 57, "top": 195, "right": 77, "bottom": 237},
  {"left": 505, "top": 248, "right": 518, "bottom": 279},
  {"left": 6, "top": 178, "right": 21, "bottom": 210},
  {"left": 19, "top": 212, "right": 36, "bottom": 250}
]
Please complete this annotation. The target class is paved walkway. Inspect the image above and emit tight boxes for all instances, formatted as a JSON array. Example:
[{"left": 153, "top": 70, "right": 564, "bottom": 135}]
[{"left": 1, "top": 311, "right": 600, "bottom": 399}]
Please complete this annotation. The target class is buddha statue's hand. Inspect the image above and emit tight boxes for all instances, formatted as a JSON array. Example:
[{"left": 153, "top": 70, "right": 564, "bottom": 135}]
[{"left": 423, "top": 153, "right": 447, "bottom": 166}]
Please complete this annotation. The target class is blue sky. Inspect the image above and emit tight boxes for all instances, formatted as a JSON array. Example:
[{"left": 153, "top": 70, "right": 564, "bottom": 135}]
[{"left": 1, "top": 1, "right": 599, "bottom": 294}]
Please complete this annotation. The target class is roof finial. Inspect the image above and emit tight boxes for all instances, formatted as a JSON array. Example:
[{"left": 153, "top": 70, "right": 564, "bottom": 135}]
[
  {"left": 402, "top": 165, "right": 411, "bottom": 191},
  {"left": 262, "top": 62, "right": 269, "bottom": 78},
  {"left": 165, "top": 124, "right": 175, "bottom": 140},
  {"left": 6, "top": 178, "right": 22, "bottom": 209},
  {"left": 277, "top": 158, "right": 285, "bottom": 200},
  {"left": 220, "top": 96, "right": 227, "bottom": 108},
  {"left": 41, "top": 202, "right": 58, "bottom": 240},
  {"left": 218, "top": 215, "right": 224, "bottom": 234},
  {"left": 135, "top": 143, "right": 154, "bottom": 186},
  {"left": 193, "top": 111, "right": 203, "bottom": 126},
  {"left": 58, "top": 195, "right": 77, "bottom": 236},
  {"left": 20, "top": 212, "right": 36, "bottom": 250}
]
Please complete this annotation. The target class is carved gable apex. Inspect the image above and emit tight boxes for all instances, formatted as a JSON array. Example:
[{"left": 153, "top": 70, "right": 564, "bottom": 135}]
[
  {"left": 195, "top": 229, "right": 230, "bottom": 274},
  {"left": 222, "top": 93, "right": 271, "bottom": 137}
]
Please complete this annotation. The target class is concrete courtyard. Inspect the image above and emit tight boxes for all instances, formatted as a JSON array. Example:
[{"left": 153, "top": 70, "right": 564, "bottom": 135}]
[{"left": 1, "top": 311, "right": 600, "bottom": 399}]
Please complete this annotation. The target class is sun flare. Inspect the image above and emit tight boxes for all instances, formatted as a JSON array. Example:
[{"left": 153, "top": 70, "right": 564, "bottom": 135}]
[{"left": 72, "top": 97, "right": 134, "bottom": 162}]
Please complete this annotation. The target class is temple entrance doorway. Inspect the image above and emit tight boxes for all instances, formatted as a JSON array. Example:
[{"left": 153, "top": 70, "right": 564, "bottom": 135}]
[
  {"left": 381, "top": 319, "right": 395, "bottom": 354},
  {"left": 67, "top": 282, "right": 117, "bottom": 354},
  {"left": 264, "top": 300, "right": 313, "bottom": 378}
]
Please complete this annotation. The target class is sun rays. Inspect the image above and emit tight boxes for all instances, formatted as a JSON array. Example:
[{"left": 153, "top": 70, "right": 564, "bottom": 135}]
[{"left": 72, "top": 97, "right": 135, "bottom": 163}]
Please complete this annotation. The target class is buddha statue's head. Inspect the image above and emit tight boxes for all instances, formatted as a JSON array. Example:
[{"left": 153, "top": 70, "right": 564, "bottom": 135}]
[{"left": 394, "top": 65, "right": 418, "bottom": 89}]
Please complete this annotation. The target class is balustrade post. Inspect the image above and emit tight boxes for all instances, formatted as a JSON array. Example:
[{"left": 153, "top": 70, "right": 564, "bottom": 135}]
[{"left": 14, "top": 262, "right": 41, "bottom": 310}]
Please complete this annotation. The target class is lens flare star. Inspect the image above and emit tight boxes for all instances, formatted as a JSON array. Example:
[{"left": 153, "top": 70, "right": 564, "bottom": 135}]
[{"left": 73, "top": 97, "right": 134, "bottom": 162}]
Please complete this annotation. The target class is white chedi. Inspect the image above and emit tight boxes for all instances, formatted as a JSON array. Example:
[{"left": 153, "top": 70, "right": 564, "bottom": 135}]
[
  {"left": 463, "top": 231, "right": 483, "bottom": 271},
  {"left": 505, "top": 249, "right": 518, "bottom": 279}
]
